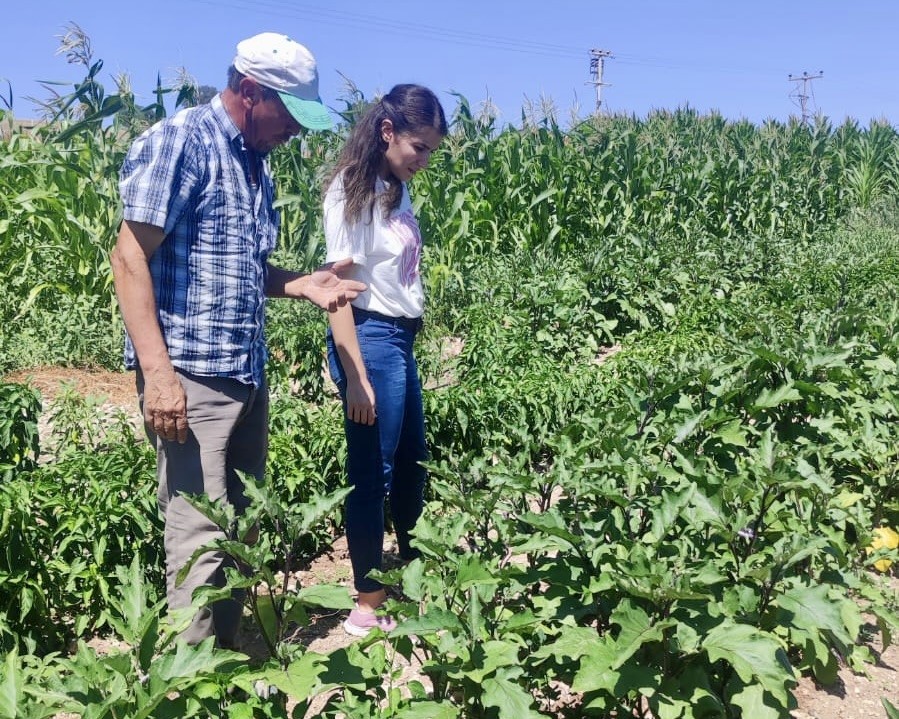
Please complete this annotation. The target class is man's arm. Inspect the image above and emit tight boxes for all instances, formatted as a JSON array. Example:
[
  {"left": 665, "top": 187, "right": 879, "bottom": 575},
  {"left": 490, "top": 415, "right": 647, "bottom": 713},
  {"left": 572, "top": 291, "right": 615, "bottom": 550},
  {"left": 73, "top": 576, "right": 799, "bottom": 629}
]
[
  {"left": 266, "top": 258, "right": 366, "bottom": 311},
  {"left": 110, "top": 220, "right": 188, "bottom": 443}
]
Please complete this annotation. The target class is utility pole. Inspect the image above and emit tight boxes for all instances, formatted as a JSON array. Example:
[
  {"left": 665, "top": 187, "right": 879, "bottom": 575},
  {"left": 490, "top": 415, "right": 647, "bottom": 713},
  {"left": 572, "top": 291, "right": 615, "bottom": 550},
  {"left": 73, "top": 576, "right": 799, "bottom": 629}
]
[
  {"left": 787, "top": 71, "right": 823, "bottom": 124},
  {"left": 588, "top": 48, "right": 613, "bottom": 114}
]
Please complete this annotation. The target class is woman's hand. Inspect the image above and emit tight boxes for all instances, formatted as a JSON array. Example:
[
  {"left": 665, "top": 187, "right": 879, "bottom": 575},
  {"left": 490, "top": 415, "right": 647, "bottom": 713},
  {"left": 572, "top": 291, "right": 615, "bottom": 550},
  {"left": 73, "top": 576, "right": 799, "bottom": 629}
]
[{"left": 346, "top": 377, "right": 376, "bottom": 425}]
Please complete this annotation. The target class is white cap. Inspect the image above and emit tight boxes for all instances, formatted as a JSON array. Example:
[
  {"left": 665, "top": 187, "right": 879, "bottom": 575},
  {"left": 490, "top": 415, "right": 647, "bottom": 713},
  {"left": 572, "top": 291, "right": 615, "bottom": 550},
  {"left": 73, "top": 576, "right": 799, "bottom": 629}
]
[{"left": 233, "top": 32, "right": 332, "bottom": 130}]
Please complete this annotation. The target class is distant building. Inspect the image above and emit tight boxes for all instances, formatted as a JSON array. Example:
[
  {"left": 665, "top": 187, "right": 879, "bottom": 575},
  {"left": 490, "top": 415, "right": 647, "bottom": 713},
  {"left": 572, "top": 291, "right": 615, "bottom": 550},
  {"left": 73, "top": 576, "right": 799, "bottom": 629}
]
[{"left": 0, "top": 117, "right": 44, "bottom": 139}]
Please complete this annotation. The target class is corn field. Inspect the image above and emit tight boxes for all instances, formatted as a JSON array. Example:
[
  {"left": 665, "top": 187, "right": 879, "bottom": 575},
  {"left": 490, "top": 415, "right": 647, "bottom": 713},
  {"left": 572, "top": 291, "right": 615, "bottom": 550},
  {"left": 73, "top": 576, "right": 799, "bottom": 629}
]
[{"left": 2, "top": 46, "right": 899, "bottom": 718}]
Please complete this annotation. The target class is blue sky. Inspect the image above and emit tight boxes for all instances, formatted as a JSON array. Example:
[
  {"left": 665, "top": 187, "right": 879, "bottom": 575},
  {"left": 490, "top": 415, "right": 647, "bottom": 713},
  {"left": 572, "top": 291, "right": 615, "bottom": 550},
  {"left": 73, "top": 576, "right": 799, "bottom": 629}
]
[{"left": 2, "top": 1, "right": 897, "bottom": 128}]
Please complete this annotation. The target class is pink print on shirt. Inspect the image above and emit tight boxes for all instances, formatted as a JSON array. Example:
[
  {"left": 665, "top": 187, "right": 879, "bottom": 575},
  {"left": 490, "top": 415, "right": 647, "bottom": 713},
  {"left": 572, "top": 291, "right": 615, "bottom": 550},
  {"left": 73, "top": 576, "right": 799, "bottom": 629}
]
[{"left": 387, "top": 208, "right": 422, "bottom": 287}]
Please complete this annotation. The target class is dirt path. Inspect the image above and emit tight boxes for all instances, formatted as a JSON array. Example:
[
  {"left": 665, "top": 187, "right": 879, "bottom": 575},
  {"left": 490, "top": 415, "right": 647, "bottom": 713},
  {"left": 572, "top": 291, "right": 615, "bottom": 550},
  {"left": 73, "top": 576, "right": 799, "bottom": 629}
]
[{"left": 5, "top": 367, "right": 899, "bottom": 718}]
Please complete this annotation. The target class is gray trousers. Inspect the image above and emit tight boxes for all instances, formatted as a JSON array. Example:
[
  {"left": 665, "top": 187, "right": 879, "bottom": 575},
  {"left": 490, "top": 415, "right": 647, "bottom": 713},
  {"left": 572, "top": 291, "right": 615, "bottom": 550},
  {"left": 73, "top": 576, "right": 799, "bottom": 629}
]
[{"left": 138, "top": 369, "right": 268, "bottom": 648}]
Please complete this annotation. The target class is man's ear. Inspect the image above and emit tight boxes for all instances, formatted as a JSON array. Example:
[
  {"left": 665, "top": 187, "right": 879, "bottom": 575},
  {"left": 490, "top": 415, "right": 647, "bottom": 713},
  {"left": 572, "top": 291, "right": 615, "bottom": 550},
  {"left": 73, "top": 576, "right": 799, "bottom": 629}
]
[{"left": 239, "top": 77, "right": 262, "bottom": 108}]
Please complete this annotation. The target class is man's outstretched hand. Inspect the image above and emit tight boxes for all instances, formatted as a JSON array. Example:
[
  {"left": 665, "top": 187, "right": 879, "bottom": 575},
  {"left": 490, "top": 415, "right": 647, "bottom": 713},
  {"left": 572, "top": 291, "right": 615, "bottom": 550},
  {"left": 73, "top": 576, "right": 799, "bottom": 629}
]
[{"left": 303, "top": 258, "right": 367, "bottom": 311}]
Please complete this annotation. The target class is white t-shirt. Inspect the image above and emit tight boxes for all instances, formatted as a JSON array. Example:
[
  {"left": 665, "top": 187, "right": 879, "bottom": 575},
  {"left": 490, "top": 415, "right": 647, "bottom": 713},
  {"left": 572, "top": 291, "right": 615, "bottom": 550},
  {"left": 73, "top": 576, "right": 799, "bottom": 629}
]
[{"left": 324, "top": 175, "right": 424, "bottom": 318}]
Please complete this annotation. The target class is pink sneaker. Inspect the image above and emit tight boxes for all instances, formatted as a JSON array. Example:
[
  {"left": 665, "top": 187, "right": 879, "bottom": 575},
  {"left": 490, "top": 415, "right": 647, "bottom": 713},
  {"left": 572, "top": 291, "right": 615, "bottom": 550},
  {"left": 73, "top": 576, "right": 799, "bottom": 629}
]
[{"left": 343, "top": 608, "right": 398, "bottom": 637}]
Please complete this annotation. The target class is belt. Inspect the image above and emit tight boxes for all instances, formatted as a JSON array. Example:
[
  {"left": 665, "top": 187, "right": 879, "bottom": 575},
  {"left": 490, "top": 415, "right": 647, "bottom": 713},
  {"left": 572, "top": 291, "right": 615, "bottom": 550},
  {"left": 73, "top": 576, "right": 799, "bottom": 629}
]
[{"left": 353, "top": 307, "right": 423, "bottom": 333}]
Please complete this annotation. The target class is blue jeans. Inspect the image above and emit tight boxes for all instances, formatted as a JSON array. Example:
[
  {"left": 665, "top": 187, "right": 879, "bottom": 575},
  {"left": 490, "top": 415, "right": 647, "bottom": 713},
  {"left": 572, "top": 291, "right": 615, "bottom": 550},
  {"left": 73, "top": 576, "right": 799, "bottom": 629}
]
[{"left": 327, "top": 310, "right": 427, "bottom": 593}]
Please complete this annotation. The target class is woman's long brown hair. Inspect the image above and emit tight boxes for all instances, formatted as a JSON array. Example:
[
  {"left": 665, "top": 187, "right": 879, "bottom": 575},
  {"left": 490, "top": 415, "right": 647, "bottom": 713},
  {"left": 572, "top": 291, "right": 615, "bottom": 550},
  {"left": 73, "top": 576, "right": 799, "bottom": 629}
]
[{"left": 325, "top": 84, "right": 447, "bottom": 225}]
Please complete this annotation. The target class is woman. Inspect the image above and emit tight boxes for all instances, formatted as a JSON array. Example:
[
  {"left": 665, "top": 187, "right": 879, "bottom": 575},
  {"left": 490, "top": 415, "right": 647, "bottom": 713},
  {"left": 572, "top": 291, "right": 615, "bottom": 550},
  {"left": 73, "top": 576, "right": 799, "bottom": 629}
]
[{"left": 323, "top": 84, "right": 447, "bottom": 636}]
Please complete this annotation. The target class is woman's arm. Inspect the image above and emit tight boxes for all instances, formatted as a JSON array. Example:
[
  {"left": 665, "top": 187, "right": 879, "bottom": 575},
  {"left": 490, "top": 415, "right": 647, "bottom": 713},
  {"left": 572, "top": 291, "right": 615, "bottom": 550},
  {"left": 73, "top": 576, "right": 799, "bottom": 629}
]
[{"left": 329, "top": 301, "right": 376, "bottom": 426}]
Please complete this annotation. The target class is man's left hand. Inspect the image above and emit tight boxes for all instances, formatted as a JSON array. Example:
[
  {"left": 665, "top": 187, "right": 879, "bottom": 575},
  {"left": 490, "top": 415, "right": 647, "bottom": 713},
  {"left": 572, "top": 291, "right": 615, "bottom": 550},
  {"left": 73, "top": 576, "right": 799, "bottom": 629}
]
[{"left": 304, "top": 258, "right": 367, "bottom": 311}]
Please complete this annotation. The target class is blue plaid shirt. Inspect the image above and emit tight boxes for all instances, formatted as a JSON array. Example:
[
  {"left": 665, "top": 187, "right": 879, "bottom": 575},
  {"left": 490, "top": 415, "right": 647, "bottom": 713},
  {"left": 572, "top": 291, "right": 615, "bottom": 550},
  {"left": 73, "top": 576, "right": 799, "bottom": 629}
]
[{"left": 119, "top": 95, "right": 277, "bottom": 387}]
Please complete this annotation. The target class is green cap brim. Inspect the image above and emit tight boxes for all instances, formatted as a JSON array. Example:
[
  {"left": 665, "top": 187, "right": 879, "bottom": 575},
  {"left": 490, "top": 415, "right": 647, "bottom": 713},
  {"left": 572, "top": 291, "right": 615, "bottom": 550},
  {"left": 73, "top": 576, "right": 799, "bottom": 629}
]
[{"left": 278, "top": 91, "right": 333, "bottom": 131}]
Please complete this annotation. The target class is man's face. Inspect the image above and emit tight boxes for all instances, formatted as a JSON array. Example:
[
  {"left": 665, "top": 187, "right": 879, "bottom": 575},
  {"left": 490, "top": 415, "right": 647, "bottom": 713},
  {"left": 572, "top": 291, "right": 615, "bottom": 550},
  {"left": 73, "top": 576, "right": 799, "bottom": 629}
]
[{"left": 244, "top": 86, "right": 303, "bottom": 154}]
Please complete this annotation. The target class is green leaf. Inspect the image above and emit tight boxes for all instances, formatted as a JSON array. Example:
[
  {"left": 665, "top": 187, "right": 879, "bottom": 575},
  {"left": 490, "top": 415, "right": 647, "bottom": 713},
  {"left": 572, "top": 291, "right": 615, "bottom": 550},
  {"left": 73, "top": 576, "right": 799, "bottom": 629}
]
[
  {"left": 730, "top": 682, "right": 784, "bottom": 719},
  {"left": 12, "top": 282, "right": 71, "bottom": 322},
  {"left": 672, "top": 414, "right": 703, "bottom": 444},
  {"left": 456, "top": 407, "right": 468, "bottom": 435},
  {"left": 401, "top": 558, "right": 426, "bottom": 601},
  {"left": 776, "top": 583, "right": 854, "bottom": 649},
  {"left": 395, "top": 702, "right": 460, "bottom": 719},
  {"left": 866, "top": 355, "right": 897, "bottom": 373},
  {"left": 239, "top": 652, "right": 326, "bottom": 701},
  {"left": 19, "top": 587, "right": 33, "bottom": 622},
  {"left": 571, "top": 635, "right": 620, "bottom": 694},
  {"left": 116, "top": 555, "right": 150, "bottom": 641},
  {"left": 702, "top": 621, "right": 794, "bottom": 705},
  {"left": 753, "top": 383, "right": 801, "bottom": 409},
  {"left": 519, "top": 510, "right": 581, "bottom": 548},
  {"left": 254, "top": 594, "right": 279, "bottom": 646},
  {"left": 533, "top": 626, "right": 601, "bottom": 661},
  {"left": 834, "top": 490, "right": 864, "bottom": 509},
  {"left": 654, "top": 695, "right": 693, "bottom": 719},
  {"left": 610, "top": 600, "right": 675, "bottom": 670},
  {"left": 883, "top": 698, "right": 899, "bottom": 719},
  {"left": 527, "top": 187, "right": 556, "bottom": 210},
  {"left": 138, "top": 614, "right": 159, "bottom": 673},
  {"left": 227, "top": 703, "right": 254, "bottom": 719},
  {"left": 294, "top": 584, "right": 355, "bottom": 610},
  {"left": 714, "top": 418, "right": 750, "bottom": 447},
  {"left": 12, "top": 187, "right": 56, "bottom": 205},
  {"left": 684, "top": 488, "right": 728, "bottom": 530},
  {"left": 153, "top": 638, "right": 242, "bottom": 683},
  {"left": 392, "top": 607, "right": 464, "bottom": 636},
  {"left": 457, "top": 556, "right": 500, "bottom": 589},
  {"left": 482, "top": 669, "right": 541, "bottom": 718},
  {"left": 651, "top": 487, "right": 693, "bottom": 538},
  {"left": 577, "top": 658, "right": 660, "bottom": 702},
  {"left": 0, "top": 650, "right": 22, "bottom": 719},
  {"left": 318, "top": 646, "right": 369, "bottom": 690},
  {"left": 479, "top": 640, "right": 520, "bottom": 674},
  {"left": 503, "top": 609, "right": 542, "bottom": 630}
]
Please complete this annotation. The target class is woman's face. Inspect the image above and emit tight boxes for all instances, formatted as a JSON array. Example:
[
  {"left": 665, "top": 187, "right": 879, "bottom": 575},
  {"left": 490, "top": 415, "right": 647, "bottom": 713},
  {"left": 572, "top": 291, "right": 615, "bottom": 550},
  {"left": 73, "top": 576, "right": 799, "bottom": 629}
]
[{"left": 380, "top": 121, "right": 443, "bottom": 182}]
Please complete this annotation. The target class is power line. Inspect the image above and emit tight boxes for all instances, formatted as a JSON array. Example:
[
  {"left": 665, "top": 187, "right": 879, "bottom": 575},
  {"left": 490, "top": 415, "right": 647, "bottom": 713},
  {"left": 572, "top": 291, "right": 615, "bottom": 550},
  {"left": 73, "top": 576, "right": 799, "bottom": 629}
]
[
  {"left": 186, "top": 0, "right": 805, "bottom": 81},
  {"left": 613, "top": 51, "right": 786, "bottom": 76},
  {"left": 187, "top": 0, "right": 585, "bottom": 60},
  {"left": 177, "top": 0, "right": 827, "bottom": 121}
]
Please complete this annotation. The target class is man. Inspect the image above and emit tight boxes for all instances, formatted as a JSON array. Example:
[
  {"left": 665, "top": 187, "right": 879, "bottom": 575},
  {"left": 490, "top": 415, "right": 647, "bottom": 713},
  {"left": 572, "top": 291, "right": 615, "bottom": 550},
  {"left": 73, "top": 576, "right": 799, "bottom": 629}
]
[{"left": 110, "top": 32, "right": 365, "bottom": 648}]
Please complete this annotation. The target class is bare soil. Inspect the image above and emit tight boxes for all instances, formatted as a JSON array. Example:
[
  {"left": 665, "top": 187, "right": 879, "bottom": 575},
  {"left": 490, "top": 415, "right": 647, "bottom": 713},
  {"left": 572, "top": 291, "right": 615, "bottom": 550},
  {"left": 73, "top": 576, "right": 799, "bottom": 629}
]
[{"left": 5, "top": 366, "right": 899, "bottom": 719}]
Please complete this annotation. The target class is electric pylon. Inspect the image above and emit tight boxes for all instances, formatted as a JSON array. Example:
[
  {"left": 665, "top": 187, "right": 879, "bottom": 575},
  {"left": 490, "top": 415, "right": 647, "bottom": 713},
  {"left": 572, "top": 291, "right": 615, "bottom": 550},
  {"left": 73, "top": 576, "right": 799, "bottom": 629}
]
[
  {"left": 788, "top": 71, "right": 823, "bottom": 124},
  {"left": 588, "top": 48, "right": 613, "bottom": 114}
]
